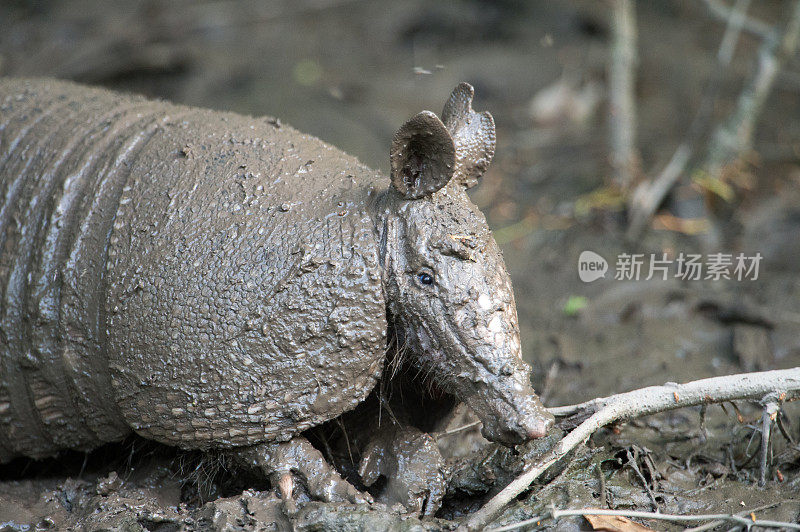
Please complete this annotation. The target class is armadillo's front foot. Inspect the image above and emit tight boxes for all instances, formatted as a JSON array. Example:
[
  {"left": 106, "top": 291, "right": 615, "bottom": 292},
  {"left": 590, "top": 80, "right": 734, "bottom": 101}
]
[
  {"left": 359, "top": 425, "right": 447, "bottom": 517},
  {"left": 235, "top": 436, "right": 372, "bottom": 514}
]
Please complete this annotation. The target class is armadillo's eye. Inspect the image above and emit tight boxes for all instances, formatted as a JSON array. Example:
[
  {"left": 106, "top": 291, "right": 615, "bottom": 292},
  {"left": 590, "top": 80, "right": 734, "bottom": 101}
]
[{"left": 417, "top": 272, "right": 434, "bottom": 286}]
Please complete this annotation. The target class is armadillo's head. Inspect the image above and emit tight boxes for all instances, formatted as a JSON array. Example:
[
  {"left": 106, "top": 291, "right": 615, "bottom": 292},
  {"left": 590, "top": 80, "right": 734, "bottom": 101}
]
[{"left": 377, "top": 84, "right": 553, "bottom": 445}]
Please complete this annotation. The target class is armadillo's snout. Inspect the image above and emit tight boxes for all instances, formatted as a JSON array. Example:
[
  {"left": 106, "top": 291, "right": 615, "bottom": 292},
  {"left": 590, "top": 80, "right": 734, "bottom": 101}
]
[{"left": 479, "top": 394, "right": 554, "bottom": 446}]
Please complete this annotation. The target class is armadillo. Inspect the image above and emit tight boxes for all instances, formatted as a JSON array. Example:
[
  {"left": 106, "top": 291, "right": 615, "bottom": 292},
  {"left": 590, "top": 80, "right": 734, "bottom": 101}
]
[{"left": 0, "top": 77, "right": 553, "bottom": 504}]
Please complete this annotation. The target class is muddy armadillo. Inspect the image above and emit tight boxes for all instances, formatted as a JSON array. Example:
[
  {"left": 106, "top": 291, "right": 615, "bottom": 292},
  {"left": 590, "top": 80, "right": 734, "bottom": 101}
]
[{"left": 0, "top": 78, "right": 552, "bottom": 503}]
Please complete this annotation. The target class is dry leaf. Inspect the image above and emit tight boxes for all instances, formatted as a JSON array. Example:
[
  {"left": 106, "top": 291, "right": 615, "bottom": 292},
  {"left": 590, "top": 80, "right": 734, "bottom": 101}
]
[
  {"left": 652, "top": 213, "right": 710, "bottom": 235},
  {"left": 584, "top": 513, "right": 655, "bottom": 532}
]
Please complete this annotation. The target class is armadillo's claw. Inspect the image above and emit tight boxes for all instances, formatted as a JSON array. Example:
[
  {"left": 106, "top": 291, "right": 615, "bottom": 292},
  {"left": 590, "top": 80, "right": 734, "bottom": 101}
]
[
  {"left": 275, "top": 472, "right": 297, "bottom": 514},
  {"left": 304, "top": 466, "right": 373, "bottom": 505},
  {"left": 235, "top": 436, "right": 372, "bottom": 512}
]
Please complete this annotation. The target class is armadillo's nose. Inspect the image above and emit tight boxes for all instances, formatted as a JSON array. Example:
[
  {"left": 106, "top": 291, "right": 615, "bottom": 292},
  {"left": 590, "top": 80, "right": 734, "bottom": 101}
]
[
  {"left": 507, "top": 388, "right": 555, "bottom": 443},
  {"left": 524, "top": 413, "right": 554, "bottom": 440},
  {"left": 504, "top": 396, "right": 555, "bottom": 444},
  {"left": 481, "top": 407, "right": 554, "bottom": 446}
]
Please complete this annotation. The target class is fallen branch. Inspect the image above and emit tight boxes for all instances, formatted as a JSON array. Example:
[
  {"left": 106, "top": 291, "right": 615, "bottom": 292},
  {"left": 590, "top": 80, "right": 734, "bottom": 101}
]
[
  {"left": 485, "top": 505, "right": 800, "bottom": 532},
  {"left": 459, "top": 367, "right": 800, "bottom": 531}
]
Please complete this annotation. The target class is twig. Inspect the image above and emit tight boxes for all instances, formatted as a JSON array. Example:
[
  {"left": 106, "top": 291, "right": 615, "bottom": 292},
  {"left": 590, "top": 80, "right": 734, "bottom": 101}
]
[
  {"left": 730, "top": 401, "right": 745, "bottom": 424},
  {"left": 595, "top": 462, "right": 609, "bottom": 509},
  {"left": 718, "top": 0, "right": 754, "bottom": 65},
  {"left": 433, "top": 420, "right": 482, "bottom": 440},
  {"left": 625, "top": 448, "right": 659, "bottom": 511},
  {"left": 706, "top": 0, "right": 800, "bottom": 176},
  {"left": 726, "top": 444, "right": 738, "bottom": 474},
  {"left": 776, "top": 408, "right": 796, "bottom": 444},
  {"left": 460, "top": 368, "right": 800, "bottom": 531},
  {"left": 626, "top": 145, "right": 692, "bottom": 239},
  {"left": 626, "top": 0, "right": 751, "bottom": 239},
  {"left": 538, "top": 361, "right": 560, "bottom": 406},
  {"left": 486, "top": 506, "right": 800, "bottom": 532},
  {"left": 684, "top": 502, "right": 781, "bottom": 532},
  {"left": 609, "top": 0, "right": 639, "bottom": 190},
  {"left": 759, "top": 400, "right": 779, "bottom": 486},
  {"left": 335, "top": 418, "right": 355, "bottom": 466},
  {"left": 703, "top": 0, "right": 777, "bottom": 42},
  {"left": 639, "top": 449, "right": 663, "bottom": 491},
  {"left": 702, "top": 0, "right": 800, "bottom": 247},
  {"left": 699, "top": 403, "right": 709, "bottom": 441},
  {"left": 739, "top": 424, "right": 762, "bottom": 469}
]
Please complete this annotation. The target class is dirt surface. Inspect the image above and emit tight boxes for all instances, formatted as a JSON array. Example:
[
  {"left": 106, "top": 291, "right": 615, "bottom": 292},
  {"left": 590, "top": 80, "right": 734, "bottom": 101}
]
[{"left": 2, "top": 1, "right": 800, "bottom": 530}]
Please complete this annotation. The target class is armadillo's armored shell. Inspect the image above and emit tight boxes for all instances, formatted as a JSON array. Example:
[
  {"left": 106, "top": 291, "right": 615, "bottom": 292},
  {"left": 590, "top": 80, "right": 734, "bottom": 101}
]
[
  {"left": 0, "top": 78, "right": 388, "bottom": 458},
  {"left": 0, "top": 79, "right": 137, "bottom": 460}
]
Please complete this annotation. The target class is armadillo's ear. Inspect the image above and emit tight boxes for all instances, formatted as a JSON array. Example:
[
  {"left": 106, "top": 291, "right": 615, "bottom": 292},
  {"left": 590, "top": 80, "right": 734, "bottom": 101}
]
[
  {"left": 390, "top": 111, "right": 456, "bottom": 199},
  {"left": 441, "top": 82, "right": 496, "bottom": 190}
]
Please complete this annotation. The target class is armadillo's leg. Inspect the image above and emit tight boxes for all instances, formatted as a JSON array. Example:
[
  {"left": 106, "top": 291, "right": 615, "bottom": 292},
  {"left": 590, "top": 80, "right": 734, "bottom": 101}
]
[
  {"left": 358, "top": 424, "right": 447, "bottom": 517},
  {"left": 235, "top": 436, "right": 372, "bottom": 511}
]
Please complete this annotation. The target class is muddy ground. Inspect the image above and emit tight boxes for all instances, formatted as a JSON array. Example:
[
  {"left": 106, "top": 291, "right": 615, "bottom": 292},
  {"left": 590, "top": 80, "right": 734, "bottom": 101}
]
[{"left": 1, "top": 0, "right": 800, "bottom": 530}]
